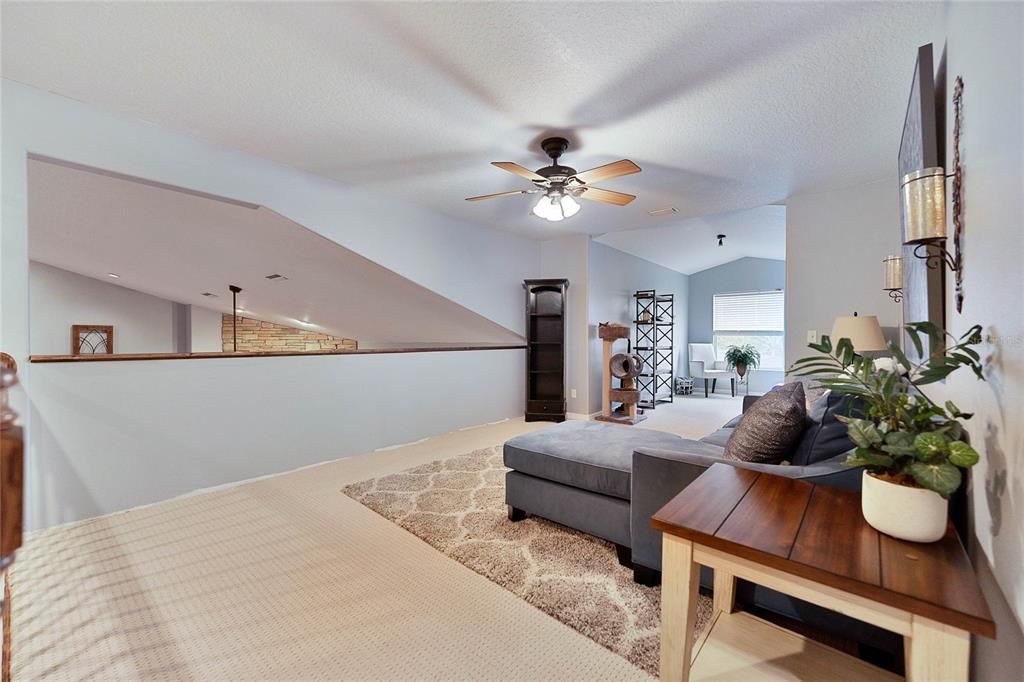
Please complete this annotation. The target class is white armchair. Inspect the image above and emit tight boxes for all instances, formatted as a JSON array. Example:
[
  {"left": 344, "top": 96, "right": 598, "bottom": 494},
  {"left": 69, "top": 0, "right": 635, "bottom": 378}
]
[{"left": 688, "top": 343, "right": 736, "bottom": 397}]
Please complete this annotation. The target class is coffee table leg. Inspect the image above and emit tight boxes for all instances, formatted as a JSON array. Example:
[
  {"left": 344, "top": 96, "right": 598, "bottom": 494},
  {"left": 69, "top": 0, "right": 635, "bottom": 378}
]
[
  {"left": 712, "top": 568, "right": 736, "bottom": 614},
  {"left": 905, "top": 616, "right": 970, "bottom": 681},
  {"left": 660, "top": 535, "right": 700, "bottom": 682}
]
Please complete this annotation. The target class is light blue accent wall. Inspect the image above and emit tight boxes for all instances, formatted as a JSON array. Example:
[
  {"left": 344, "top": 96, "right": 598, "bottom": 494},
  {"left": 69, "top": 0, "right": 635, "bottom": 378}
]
[
  {"left": 588, "top": 241, "right": 689, "bottom": 414},
  {"left": 687, "top": 257, "right": 785, "bottom": 394}
]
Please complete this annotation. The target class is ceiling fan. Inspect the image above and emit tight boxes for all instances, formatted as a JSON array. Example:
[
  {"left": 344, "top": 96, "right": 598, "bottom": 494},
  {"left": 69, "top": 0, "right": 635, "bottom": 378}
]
[{"left": 465, "top": 137, "right": 641, "bottom": 222}]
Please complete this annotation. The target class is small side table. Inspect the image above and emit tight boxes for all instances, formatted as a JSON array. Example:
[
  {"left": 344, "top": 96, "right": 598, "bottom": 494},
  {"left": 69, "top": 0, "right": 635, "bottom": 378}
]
[{"left": 652, "top": 464, "right": 995, "bottom": 681}]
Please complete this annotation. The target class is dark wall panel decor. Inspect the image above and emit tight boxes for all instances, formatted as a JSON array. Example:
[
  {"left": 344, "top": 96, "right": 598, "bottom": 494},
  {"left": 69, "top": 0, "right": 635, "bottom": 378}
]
[{"left": 898, "top": 43, "right": 946, "bottom": 362}]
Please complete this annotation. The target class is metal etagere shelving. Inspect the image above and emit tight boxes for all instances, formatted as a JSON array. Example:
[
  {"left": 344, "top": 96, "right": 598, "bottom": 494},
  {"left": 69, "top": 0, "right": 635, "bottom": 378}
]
[{"left": 634, "top": 290, "right": 674, "bottom": 409}]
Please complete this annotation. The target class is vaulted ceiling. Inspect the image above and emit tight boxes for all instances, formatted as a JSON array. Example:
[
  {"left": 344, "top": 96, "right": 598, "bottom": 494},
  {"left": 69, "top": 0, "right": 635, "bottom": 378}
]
[
  {"left": 596, "top": 205, "right": 786, "bottom": 275},
  {"left": 28, "top": 158, "right": 523, "bottom": 346},
  {"left": 2, "top": 2, "right": 942, "bottom": 249}
]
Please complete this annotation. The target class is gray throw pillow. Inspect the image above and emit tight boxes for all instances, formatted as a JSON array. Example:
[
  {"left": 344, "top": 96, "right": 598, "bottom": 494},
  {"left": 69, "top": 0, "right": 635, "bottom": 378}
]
[
  {"left": 723, "top": 382, "right": 807, "bottom": 464},
  {"left": 790, "top": 391, "right": 859, "bottom": 466}
]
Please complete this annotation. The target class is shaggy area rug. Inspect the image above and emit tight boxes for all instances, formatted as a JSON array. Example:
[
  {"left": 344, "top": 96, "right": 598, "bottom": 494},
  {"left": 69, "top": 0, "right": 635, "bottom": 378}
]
[{"left": 343, "top": 445, "right": 712, "bottom": 676}]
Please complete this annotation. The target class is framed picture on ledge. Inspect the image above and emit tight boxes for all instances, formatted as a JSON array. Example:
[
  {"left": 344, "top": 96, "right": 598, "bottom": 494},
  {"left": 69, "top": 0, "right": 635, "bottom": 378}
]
[{"left": 71, "top": 325, "right": 114, "bottom": 355}]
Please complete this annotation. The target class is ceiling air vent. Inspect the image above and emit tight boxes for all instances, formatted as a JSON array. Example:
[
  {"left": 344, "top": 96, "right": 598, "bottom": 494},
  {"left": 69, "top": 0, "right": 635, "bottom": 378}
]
[
  {"left": 265, "top": 274, "right": 288, "bottom": 281},
  {"left": 201, "top": 292, "right": 219, "bottom": 297}
]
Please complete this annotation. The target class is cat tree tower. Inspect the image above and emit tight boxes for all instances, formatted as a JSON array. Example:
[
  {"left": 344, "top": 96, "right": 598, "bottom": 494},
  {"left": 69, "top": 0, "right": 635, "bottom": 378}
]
[{"left": 594, "top": 323, "right": 646, "bottom": 425}]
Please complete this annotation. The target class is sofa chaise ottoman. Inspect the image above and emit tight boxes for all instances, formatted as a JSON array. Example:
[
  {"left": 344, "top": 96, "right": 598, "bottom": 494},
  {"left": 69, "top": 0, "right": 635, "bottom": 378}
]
[{"left": 501, "top": 394, "right": 902, "bottom": 658}]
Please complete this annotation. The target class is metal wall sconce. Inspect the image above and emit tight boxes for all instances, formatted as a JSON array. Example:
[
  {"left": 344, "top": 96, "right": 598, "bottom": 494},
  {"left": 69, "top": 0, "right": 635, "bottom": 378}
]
[
  {"left": 883, "top": 255, "right": 903, "bottom": 303},
  {"left": 900, "top": 77, "right": 965, "bottom": 312}
]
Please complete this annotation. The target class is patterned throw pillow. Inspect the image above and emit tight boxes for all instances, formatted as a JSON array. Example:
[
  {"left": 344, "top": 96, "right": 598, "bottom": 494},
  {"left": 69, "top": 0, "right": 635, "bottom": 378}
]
[{"left": 723, "top": 382, "right": 807, "bottom": 464}]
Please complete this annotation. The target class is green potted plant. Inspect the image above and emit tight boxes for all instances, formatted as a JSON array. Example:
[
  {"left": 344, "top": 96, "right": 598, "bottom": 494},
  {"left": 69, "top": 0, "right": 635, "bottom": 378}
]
[
  {"left": 724, "top": 344, "right": 760, "bottom": 379},
  {"left": 788, "top": 322, "right": 985, "bottom": 542}
]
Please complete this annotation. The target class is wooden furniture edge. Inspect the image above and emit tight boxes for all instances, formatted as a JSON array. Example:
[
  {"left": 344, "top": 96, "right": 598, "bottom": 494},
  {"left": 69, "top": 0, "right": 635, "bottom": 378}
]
[
  {"left": 650, "top": 467, "right": 761, "bottom": 537},
  {"left": 656, "top": 503, "right": 995, "bottom": 639},
  {"left": 693, "top": 544, "right": 913, "bottom": 637},
  {"left": 30, "top": 344, "right": 528, "bottom": 363}
]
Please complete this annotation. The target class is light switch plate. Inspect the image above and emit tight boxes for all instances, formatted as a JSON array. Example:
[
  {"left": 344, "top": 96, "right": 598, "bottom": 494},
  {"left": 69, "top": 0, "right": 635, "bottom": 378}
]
[
  {"left": 807, "top": 330, "right": 817, "bottom": 343},
  {"left": 570, "top": 388, "right": 577, "bottom": 399}
]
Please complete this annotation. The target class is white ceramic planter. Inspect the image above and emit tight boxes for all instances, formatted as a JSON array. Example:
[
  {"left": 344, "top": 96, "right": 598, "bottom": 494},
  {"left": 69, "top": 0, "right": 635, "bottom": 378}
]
[{"left": 861, "top": 471, "right": 948, "bottom": 543}]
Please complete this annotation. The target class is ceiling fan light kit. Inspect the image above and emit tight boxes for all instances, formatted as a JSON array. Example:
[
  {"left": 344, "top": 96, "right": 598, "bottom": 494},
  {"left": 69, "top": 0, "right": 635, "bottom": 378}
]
[
  {"left": 532, "top": 192, "right": 580, "bottom": 222},
  {"left": 466, "top": 137, "right": 640, "bottom": 222}
]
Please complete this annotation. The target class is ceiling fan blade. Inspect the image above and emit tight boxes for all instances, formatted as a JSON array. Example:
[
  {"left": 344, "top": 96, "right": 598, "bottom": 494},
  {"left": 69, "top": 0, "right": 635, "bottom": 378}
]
[
  {"left": 491, "top": 162, "right": 546, "bottom": 182},
  {"left": 571, "top": 159, "right": 641, "bottom": 185},
  {"left": 578, "top": 186, "right": 636, "bottom": 206},
  {"left": 465, "top": 190, "right": 529, "bottom": 202}
]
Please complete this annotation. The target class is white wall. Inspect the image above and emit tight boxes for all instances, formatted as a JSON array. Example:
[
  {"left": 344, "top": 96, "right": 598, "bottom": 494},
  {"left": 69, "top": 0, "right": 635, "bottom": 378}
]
[
  {"left": 2, "top": 80, "right": 538, "bottom": 530},
  {"left": 27, "top": 349, "right": 524, "bottom": 530},
  {"left": 587, "top": 241, "right": 688, "bottom": 414},
  {"left": 783, "top": 8, "right": 1024, "bottom": 671},
  {"left": 537, "top": 235, "right": 590, "bottom": 416},
  {"left": 189, "top": 305, "right": 224, "bottom": 352},
  {"left": 29, "top": 262, "right": 227, "bottom": 355},
  {"left": 785, "top": 178, "right": 903, "bottom": 366},
  {"left": 30, "top": 261, "right": 178, "bottom": 354},
  {"left": 935, "top": 3, "right": 1024, "bottom": 674}
]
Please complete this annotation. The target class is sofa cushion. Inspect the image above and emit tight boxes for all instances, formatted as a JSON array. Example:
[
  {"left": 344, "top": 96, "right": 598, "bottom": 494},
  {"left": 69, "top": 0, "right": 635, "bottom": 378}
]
[
  {"left": 791, "top": 391, "right": 858, "bottom": 466},
  {"left": 700, "top": 427, "right": 734, "bottom": 448},
  {"left": 503, "top": 421, "right": 707, "bottom": 500},
  {"left": 724, "top": 382, "right": 807, "bottom": 464}
]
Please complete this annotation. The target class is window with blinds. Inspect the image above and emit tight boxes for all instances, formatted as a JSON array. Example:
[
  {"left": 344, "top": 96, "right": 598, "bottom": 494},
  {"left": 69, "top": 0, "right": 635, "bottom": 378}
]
[{"left": 713, "top": 290, "right": 785, "bottom": 370}]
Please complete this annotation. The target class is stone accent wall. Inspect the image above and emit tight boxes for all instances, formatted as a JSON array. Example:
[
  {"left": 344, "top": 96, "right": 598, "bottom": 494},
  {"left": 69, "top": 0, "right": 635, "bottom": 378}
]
[{"left": 221, "top": 315, "right": 357, "bottom": 352}]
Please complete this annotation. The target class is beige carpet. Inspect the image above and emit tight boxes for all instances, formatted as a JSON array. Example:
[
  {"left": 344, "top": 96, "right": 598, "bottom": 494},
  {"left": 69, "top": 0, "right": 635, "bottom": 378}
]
[
  {"left": 343, "top": 446, "right": 713, "bottom": 677},
  {"left": 638, "top": 393, "right": 744, "bottom": 439},
  {"left": 7, "top": 419, "right": 652, "bottom": 681}
]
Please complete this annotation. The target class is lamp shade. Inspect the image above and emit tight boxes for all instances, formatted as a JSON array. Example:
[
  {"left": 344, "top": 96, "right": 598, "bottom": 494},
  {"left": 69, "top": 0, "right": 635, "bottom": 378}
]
[
  {"left": 901, "top": 167, "right": 946, "bottom": 244},
  {"left": 831, "top": 314, "right": 886, "bottom": 352},
  {"left": 883, "top": 255, "right": 903, "bottom": 291}
]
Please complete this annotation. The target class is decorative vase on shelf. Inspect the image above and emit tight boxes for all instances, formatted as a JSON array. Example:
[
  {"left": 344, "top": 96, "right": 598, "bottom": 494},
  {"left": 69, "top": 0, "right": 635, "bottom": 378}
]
[{"left": 860, "top": 471, "right": 948, "bottom": 542}]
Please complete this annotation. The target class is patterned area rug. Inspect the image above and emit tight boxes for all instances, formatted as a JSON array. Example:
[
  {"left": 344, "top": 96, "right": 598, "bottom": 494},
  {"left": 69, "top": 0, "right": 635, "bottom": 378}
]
[{"left": 343, "top": 445, "right": 712, "bottom": 676}]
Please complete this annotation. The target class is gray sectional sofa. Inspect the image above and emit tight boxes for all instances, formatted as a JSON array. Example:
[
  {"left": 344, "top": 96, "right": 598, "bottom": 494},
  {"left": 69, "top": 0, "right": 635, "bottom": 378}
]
[{"left": 503, "top": 392, "right": 901, "bottom": 657}]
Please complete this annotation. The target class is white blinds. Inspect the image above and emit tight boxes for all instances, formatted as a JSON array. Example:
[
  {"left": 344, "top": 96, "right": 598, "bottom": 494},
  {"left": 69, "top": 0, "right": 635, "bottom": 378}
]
[{"left": 713, "top": 291, "right": 785, "bottom": 332}]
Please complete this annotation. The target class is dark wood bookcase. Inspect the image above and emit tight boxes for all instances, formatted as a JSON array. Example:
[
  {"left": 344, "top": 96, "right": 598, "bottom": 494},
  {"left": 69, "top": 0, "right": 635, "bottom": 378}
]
[{"left": 524, "top": 279, "right": 568, "bottom": 422}]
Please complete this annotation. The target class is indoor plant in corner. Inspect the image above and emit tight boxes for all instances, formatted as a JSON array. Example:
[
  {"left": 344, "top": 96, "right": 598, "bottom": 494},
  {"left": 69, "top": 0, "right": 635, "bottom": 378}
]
[
  {"left": 789, "top": 322, "right": 985, "bottom": 542},
  {"left": 724, "top": 344, "right": 761, "bottom": 380}
]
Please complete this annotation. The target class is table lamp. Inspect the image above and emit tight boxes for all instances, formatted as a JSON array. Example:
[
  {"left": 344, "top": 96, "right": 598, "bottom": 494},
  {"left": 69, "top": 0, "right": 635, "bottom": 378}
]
[{"left": 830, "top": 312, "right": 886, "bottom": 352}]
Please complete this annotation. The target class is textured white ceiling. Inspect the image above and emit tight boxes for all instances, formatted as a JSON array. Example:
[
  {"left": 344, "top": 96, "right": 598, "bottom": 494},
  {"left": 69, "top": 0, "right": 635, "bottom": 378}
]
[
  {"left": 2, "top": 2, "right": 942, "bottom": 241},
  {"left": 596, "top": 205, "right": 786, "bottom": 275},
  {"left": 27, "top": 159, "right": 522, "bottom": 346}
]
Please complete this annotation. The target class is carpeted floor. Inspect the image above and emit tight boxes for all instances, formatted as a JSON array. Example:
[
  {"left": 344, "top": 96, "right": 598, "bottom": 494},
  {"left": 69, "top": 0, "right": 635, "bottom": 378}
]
[
  {"left": 8, "top": 419, "right": 651, "bottom": 681},
  {"left": 343, "top": 445, "right": 713, "bottom": 677}
]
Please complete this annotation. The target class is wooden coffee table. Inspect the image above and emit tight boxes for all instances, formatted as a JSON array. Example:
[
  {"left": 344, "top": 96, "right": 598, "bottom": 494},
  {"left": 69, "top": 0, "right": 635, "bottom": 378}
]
[{"left": 652, "top": 463, "right": 995, "bottom": 681}]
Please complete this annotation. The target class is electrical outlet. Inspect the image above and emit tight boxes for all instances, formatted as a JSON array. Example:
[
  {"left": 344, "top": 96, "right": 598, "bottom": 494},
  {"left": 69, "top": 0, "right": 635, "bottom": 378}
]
[
  {"left": 807, "top": 330, "right": 817, "bottom": 343},
  {"left": 570, "top": 388, "right": 577, "bottom": 399}
]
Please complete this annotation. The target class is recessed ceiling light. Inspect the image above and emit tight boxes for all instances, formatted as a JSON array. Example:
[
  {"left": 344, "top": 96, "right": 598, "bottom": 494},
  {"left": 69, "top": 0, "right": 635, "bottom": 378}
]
[
  {"left": 107, "top": 272, "right": 120, "bottom": 279},
  {"left": 201, "top": 292, "right": 219, "bottom": 297},
  {"left": 647, "top": 207, "right": 678, "bottom": 216}
]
